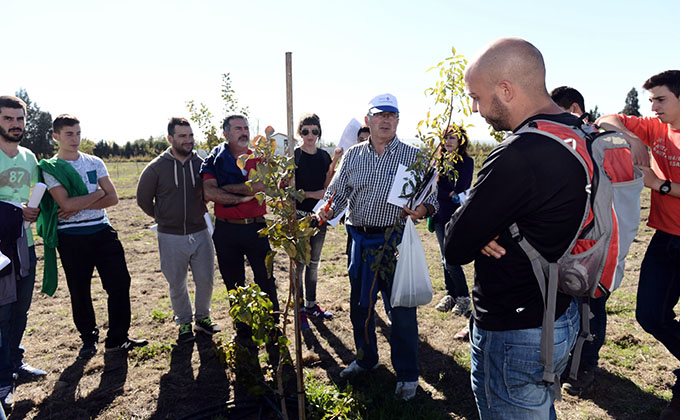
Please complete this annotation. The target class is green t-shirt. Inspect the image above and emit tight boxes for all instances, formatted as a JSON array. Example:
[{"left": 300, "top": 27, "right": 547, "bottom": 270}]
[{"left": 0, "top": 146, "right": 39, "bottom": 246}]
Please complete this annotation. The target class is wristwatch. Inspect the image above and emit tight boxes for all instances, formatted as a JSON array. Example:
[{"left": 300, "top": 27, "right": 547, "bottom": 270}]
[{"left": 660, "top": 180, "right": 672, "bottom": 195}]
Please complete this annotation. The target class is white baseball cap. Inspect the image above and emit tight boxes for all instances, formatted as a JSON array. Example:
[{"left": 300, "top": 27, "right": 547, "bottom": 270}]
[{"left": 368, "top": 93, "right": 399, "bottom": 114}]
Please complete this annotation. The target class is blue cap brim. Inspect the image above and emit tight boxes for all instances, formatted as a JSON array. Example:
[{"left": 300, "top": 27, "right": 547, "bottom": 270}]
[{"left": 369, "top": 106, "right": 399, "bottom": 114}]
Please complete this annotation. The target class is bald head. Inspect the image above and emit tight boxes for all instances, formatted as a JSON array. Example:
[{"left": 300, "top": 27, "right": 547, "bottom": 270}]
[{"left": 465, "top": 38, "right": 562, "bottom": 131}]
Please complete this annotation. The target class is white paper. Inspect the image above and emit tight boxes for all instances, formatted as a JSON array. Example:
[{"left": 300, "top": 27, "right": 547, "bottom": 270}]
[
  {"left": 149, "top": 224, "right": 158, "bottom": 233},
  {"left": 337, "top": 118, "right": 361, "bottom": 153},
  {"left": 204, "top": 212, "right": 214, "bottom": 236},
  {"left": 312, "top": 200, "right": 347, "bottom": 227},
  {"left": 387, "top": 165, "right": 437, "bottom": 210},
  {"left": 23, "top": 182, "right": 47, "bottom": 229}
]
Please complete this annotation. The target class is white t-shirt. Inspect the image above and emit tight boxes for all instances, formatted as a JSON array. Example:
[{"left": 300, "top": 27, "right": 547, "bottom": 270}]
[{"left": 43, "top": 153, "right": 110, "bottom": 231}]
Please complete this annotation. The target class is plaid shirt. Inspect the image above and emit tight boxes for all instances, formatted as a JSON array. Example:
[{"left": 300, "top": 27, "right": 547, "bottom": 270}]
[{"left": 325, "top": 136, "right": 438, "bottom": 227}]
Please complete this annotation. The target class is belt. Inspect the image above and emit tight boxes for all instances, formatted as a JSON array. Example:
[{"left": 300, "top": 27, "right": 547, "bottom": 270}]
[
  {"left": 216, "top": 216, "right": 266, "bottom": 225},
  {"left": 354, "top": 226, "right": 388, "bottom": 234}
]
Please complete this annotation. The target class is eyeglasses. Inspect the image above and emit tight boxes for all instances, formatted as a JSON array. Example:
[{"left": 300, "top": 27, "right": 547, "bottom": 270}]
[
  {"left": 368, "top": 111, "right": 398, "bottom": 120},
  {"left": 301, "top": 128, "right": 320, "bottom": 136}
]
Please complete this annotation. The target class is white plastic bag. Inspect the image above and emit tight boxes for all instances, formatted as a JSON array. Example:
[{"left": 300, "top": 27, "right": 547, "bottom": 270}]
[{"left": 391, "top": 218, "right": 433, "bottom": 308}]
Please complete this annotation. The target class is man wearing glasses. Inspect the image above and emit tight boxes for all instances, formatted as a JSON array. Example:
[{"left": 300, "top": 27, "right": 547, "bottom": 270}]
[{"left": 318, "top": 94, "right": 437, "bottom": 401}]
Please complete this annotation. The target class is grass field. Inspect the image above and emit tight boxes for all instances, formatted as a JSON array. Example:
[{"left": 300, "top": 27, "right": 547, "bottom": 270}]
[{"left": 10, "top": 160, "right": 675, "bottom": 419}]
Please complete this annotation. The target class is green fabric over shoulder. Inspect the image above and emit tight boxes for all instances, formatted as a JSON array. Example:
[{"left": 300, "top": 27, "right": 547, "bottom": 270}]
[{"left": 36, "top": 157, "right": 88, "bottom": 296}]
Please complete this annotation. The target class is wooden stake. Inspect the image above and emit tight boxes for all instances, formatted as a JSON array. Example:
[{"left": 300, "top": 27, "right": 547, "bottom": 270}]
[{"left": 286, "top": 51, "right": 306, "bottom": 420}]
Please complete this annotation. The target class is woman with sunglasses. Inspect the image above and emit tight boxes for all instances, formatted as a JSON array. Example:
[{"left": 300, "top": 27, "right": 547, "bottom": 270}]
[
  {"left": 434, "top": 125, "right": 474, "bottom": 321},
  {"left": 294, "top": 113, "right": 339, "bottom": 329}
]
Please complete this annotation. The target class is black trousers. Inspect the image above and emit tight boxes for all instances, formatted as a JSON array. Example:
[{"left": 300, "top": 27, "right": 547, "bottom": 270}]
[
  {"left": 212, "top": 220, "right": 279, "bottom": 313},
  {"left": 57, "top": 227, "right": 131, "bottom": 347}
]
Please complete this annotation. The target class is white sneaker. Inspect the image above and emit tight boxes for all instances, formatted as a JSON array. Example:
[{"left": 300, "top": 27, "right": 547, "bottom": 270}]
[
  {"left": 339, "top": 360, "right": 379, "bottom": 379},
  {"left": 452, "top": 296, "right": 471, "bottom": 316},
  {"left": 395, "top": 380, "right": 418, "bottom": 400},
  {"left": 435, "top": 295, "right": 455, "bottom": 312}
]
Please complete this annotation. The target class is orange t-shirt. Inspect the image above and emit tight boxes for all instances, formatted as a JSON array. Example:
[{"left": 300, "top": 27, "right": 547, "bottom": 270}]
[{"left": 617, "top": 114, "right": 680, "bottom": 235}]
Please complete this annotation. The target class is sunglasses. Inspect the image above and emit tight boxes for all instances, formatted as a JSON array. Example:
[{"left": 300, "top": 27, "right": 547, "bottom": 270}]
[{"left": 301, "top": 128, "right": 320, "bottom": 136}]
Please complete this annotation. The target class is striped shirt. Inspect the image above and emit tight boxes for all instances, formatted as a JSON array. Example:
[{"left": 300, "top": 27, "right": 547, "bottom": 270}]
[{"left": 325, "top": 136, "right": 438, "bottom": 227}]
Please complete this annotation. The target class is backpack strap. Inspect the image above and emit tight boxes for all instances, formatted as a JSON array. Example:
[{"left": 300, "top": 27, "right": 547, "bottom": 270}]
[{"left": 568, "top": 297, "right": 594, "bottom": 380}]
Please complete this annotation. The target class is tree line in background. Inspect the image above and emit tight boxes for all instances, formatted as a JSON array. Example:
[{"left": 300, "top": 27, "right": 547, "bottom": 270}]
[{"left": 14, "top": 84, "right": 645, "bottom": 161}]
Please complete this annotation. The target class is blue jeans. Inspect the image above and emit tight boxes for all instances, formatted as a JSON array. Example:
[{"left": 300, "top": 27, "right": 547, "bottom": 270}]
[
  {"left": 636, "top": 230, "right": 680, "bottom": 386},
  {"left": 348, "top": 230, "right": 419, "bottom": 382},
  {"left": 470, "top": 299, "right": 579, "bottom": 420},
  {"left": 578, "top": 294, "right": 608, "bottom": 370},
  {"left": 0, "top": 303, "right": 12, "bottom": 387},
  {"left": 433, "top": 222, "right": 468, "bottom": 298},
  {"left": 10, "top": 246, "right": 36, "bottom": 371}
]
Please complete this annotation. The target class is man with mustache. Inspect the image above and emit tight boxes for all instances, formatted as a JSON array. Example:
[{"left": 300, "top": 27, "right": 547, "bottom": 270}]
[
  {"left": 597, "top": 70, "right": 680, "bottom": 420},
  {"left": 201, "top": 115, "right": 278, "bottom": 313},
  {"left": 0, "top": 95, "right": 47, "bottom": 414},
  {"left": 137, "top": 117, "right": 219, "bottom": 343},
  {"left": 444, "top": 38, "right": 585, "bottom": 419}
]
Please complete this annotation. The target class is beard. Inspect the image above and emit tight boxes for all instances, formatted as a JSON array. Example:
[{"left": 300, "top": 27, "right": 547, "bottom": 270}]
[
  {"left": 237, "top": 135, "right": 250, "bottom": 148},
  {"left": 173, "top": 145, "right": 192, "bottom": 157},
  {"left": 484, "top": 95, "right": 512, "bottom": 132},
  {"left": 0, "top": 125, "right": 24, "bottom": 143}
]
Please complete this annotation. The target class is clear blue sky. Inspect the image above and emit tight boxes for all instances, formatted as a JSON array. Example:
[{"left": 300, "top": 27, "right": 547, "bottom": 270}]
[{"left": 3, "top": 0, "right": 677, "bottom": 145}]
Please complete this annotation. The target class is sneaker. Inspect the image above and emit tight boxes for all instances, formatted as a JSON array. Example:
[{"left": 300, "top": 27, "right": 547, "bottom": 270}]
[
  {"left": 562, "top": 368, "right": 595, "bottom": 396},
  {"left": 454, "top": 324, "right": 470, "bottom": 340},
  {"left": 339, "top": 360, "right": 379, "bottom": 379},
  {"left": 178, "top": 323, "right": 195, "bottom": 343},
  {"left": 194, "top": 317, "right": 221, "bottom": 335},
  {"left": 305, "top": 304, "right": 333, "bottom": 319},
  {"left": 0, "top": 383, "right": 14, "bottom": 414},
  {"left": 452, "top": 296, "right": 471, "bottom": 316},
  {"left": 15, "top": 363, "right": 47, "bottom": 383},
  {"left": 386, "top": 311, "right": 392, "bottom": 327},
  {"left": 435, "top": 295, "right": 455, "bottom": 312},
  {"left": 395, "top": 381, "right": 418, "bottom": 400},
  {"left": 78, "top": 341, "right": 98, "bottom": 360},
  {"left": 105, "top": 338, "right": 148, "bottom": 353},
  {"left": 300, "top": 311, "right": 310, "bottom": 330}
]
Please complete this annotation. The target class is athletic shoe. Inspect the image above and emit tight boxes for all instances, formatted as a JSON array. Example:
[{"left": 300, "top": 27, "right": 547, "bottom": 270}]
[
  {"left": 435, "top": 295, "right": 455, "bottom": 312},
  {"left": 305, "top": 304, "right": 333, "bottom": 319},
  {"left": 78, "top": 341, "right": 98, "bottom": 360},
  {"left": 454, "top": 324, "right": 470, "bottom": 340},
  {"left": 0, "top": 383, "right": 15, "bottom": 414},
  {"left": 452, "top": 296, "right": 471, "bottom": 316},
  {"left": 300, "top": 311, "right": 310, "bottom": 330},
  {"left": 562, "top": 369, "right": 595, "bottom": 396},
  {"left": 194, "top": 317, "right": 221, "bottom": 335},
  {"left": 178, "top": 323, "right": 195, "bottom": 343},
  {"left": 395, "top": 380, "right": 418, "bottom": 401},
  {"left": 339, "top": 360, "right": 379, "bottom": 379},
  {"left": 15, "top": 363, "right": 47, "bottom": 383},
  {"left": 105, "top": 338, "right": 149, "bottom": 353}
]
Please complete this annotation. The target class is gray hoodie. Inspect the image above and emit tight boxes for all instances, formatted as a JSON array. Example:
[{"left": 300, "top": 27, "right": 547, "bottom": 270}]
[{"left": 136, "top": 148, "right": 207, "bottom": 235}]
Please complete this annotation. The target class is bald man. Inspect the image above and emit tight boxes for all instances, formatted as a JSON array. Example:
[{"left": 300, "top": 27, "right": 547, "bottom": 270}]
[{"left": 444, "top": 38, "right": 586, "bottom": 419}]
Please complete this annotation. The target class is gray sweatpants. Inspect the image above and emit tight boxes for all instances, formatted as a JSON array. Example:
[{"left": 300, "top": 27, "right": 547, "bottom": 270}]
[{"left": 158, "top": 229, "right": 215, "bottom": 325}]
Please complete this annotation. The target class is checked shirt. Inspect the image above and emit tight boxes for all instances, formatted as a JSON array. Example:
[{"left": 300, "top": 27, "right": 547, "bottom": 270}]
[{"left": 325, "top": 136, "right": 438, "bottom": 227}]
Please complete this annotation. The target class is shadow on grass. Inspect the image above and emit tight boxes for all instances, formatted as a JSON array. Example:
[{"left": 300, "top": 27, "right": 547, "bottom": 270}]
[
  {"left": 150, "top": 335, "right": 230, "bottom": 420},
  {"left": 575, "top": 368, "right": 666, "bottom": 419}
]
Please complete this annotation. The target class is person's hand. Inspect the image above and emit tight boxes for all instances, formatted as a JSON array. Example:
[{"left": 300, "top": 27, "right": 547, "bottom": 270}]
[
  {"left": 317, "top": 206, "right": 334, "bottom": 222},
  {"left": 481, "top": 236, "right": 505, "bottom": 259},
  {"left": 57, "top": 208, "right": 77, "bottom": 220},
  {"left": 21, "top": 204, "right": 40, "bottom": 223},
  {"left": 250, "top": 181, "right": 266, "bottom": 194},
  {"left": 623, "top": 133, "right": 650, "bottom": 167},
  {"left": 639, "top": 166, "right": 662, "bottom": 190},
  {"left": 333, "top": 147, "right": 343, "bottom": 159},
  {"left": 402, "top": 203, "right": 428, "bottom": 221}
]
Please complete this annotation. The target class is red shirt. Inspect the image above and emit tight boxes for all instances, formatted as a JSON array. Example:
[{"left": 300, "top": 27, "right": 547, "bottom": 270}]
[
  {"left": 618, "top": 114, "right": 680, "bottom": 235},
  {"left": 203, "top": 153, "right": 266, "bottom": 219}
]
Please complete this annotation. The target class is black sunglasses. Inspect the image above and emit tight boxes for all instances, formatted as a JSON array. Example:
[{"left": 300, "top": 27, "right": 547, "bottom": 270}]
[{"left": 301, "top": 128, "right": 320, "bottom": 136}]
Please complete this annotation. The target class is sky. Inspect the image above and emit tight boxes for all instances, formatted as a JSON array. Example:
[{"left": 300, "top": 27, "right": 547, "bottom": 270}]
[{"left": 3, "top": 0, "right": 677, "bottom": 146}]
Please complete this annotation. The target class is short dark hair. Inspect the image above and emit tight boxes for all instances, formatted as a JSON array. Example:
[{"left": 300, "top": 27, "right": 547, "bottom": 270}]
[
  {"left": 297, "top": 113, "right": 322, "bottom": 138},
  {"left": 53, "top": 114, "right": 80, "bottom": 134},
  {"left": 222, "top": 115, "right": 247, "bottom": 132},
  {"left": 168, "top": 117, "right": 190, "bottom": 136},
  {"left": 444, "top": 124, "right": 469, "bottom": 156},
  {"left": 550, "top": 86, "right": 585, "bottom": 114},
  {"left": 643, "top": 70, "right": 680, "bottom": 98},
  {"left": 0, "top": 95, "right": 27, "bottom": 115},
  {"left": 357, "top": 126, "right": 370, "bottom": 137}
]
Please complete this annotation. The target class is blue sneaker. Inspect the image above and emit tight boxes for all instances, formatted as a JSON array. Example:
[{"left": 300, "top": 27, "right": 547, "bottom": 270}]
[
  {"left": 15, "top": 363, "right": 47, "bottom": 383},
  {"left": 0, "top": 383, "right": 15, "bottom": 414}
]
